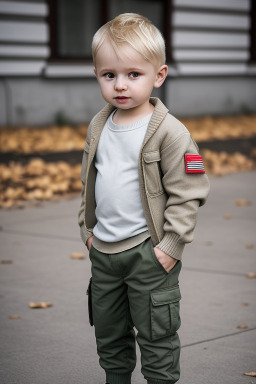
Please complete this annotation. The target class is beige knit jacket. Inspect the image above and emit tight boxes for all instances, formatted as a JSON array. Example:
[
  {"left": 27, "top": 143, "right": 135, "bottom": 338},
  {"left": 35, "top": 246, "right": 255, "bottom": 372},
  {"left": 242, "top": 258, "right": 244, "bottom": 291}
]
[{"left": 78, "top": 97, "right": 210, "bottom": 260}]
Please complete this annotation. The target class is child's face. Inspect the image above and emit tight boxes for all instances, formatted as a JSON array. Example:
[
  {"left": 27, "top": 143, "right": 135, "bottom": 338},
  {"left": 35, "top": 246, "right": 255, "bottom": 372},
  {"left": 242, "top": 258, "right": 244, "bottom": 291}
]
[{"left": 94, "top": 40, "right": 167, "bottom": 115}]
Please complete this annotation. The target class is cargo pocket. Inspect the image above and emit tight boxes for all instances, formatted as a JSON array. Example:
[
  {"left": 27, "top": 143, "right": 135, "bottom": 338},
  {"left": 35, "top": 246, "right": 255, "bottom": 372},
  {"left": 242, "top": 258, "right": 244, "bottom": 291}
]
[
  {"left": 150, "top": 285, "right": 181, "bottom": 340},
  {"left": 86, "top": 277, "right": 93, "bottom": 326}
]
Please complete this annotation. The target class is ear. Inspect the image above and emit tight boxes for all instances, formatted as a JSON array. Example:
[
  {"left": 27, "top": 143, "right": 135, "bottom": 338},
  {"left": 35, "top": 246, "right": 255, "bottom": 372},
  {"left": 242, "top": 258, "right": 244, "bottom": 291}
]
[
  {"left": 154, "top": 65, "right": 168, "bottom": 88},
  {"left": 94, "top": 67, "right": 97, "bottom": 78}
]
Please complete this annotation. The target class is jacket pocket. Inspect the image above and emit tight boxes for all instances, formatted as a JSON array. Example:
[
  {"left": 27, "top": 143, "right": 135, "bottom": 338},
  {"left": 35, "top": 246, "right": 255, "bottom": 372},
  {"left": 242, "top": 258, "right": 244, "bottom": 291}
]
[
  {"left": 143, "top": 150, "right": 164, "bottom": 197},
  {"left": 150, "top": 285, "right": 181, "bottom": 340}
]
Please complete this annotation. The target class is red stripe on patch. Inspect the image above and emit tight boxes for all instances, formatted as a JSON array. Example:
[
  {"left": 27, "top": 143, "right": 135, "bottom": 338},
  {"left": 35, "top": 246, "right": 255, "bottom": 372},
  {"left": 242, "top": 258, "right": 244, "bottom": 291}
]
[{"left": 185, "top": 154, "right": 205, "bottom": 174}]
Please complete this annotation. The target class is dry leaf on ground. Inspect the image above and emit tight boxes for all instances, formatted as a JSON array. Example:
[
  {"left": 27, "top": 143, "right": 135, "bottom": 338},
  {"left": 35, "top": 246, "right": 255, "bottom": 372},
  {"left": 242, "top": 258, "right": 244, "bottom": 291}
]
[
  {"left": 0, "top": 159, "right": 82, "bottom": 208},
  {"left": 235, "top": 199, "right": 252, "bottom": 206},
  {"left": 9, "top": 315, "right": 21, "bottom": 319},
  {"left": 29, "top": 302, "right": 53, "bottom": 309},
  {"left": 246, "top": 243, "right": 254, "bottom": 249},
  {"left": 246, "top": 273, "right": 256, "bottom": 279},
  {"left": 237, "top": 324, "right": 248, "bottom": 329},
  {"left": 70, "top": 252, "right": 86, "bottom": 260},
  {"left": 181, "top": 115, "right": 256, "bottom": 142},
  {"left": 240, "top": 303, "right": 249, "bottom": 306},
  {"left": 223, "top": 214, "right": 231, "bottom": 220},
  {"left": 244, "top": 372, "right": 256, "bottom": 377},
  {"left": 201, "top": 150, "right": 255, "bottom": 176},
  {"left": 1, "top": 260, "right": 13, "bottom": 264},
  {"left": 0, "top": 125, "right": 87, "bottom": 154}
]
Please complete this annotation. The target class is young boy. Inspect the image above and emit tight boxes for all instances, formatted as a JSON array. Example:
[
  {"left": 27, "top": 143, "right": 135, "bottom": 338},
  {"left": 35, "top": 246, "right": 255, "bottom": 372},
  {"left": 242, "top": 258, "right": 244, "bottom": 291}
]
[{"left": 78, "top": 13, "right": 210, "bottom": 384}]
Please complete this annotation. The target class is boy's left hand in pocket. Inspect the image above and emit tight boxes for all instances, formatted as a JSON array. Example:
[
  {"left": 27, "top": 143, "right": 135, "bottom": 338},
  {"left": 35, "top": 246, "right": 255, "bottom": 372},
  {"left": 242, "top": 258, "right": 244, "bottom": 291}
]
[{"left": 153, "top": 247, "right": 177, "bottom": 273}]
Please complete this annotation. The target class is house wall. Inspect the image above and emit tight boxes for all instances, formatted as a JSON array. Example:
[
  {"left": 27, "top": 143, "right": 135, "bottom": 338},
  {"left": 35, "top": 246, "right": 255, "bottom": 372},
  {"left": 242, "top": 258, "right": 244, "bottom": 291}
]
[
  {"left": 166, "top": 76, "right": 256, "bottom": 116},
  {"left": 0, "top": 0, "right": 255, "bottom": 126}
]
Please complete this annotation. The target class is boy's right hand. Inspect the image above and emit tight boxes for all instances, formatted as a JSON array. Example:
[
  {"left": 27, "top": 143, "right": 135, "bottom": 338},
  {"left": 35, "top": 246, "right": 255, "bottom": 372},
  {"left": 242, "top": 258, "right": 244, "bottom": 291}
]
[{"left": 86, "top": 236, "right": 94, "bottom": 251}]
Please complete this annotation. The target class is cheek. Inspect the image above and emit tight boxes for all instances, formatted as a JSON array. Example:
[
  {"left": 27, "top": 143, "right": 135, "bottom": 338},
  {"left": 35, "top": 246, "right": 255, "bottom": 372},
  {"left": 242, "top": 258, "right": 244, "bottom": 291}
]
[
  {"left": 98, "top": 81, "right": 111, "bottom": 95},
  {"left": 99, "top": 81, "right": 108, "bottom": 94}
]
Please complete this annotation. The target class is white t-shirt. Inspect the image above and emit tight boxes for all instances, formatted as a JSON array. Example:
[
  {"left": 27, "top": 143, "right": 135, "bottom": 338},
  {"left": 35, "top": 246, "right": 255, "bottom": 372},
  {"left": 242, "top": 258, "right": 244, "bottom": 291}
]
[{"left": 93, "top": 111, "right": 152, "bottom": 243}]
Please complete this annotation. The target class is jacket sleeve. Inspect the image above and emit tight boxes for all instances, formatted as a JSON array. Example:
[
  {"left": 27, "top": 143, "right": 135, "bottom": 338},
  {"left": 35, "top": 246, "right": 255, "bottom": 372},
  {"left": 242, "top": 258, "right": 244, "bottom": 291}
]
[
  {"left": 78, "top": 123, "right": 94, "bottom": 246},
  {"left": 156, "top": 132, "right": 210, "bottom": 260}
]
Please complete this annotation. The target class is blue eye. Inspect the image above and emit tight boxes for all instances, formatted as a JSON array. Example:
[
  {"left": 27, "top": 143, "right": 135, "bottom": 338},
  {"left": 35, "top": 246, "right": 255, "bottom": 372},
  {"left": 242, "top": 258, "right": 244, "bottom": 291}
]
[{"left": 129, "top": 72, "right": 140, "bottom": 78}]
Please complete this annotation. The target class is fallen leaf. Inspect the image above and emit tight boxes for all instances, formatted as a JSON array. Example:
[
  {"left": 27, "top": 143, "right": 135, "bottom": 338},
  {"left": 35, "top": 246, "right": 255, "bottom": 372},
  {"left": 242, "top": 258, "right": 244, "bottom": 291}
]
[
  {"left": 237, "top": 324, "right": 248, "bottom": 329},
  {"left": 9, "top": 315, "right": 21, "bottom": 319},
  {"left": 240, "top": 302, "right": 249, "bottom": 306},
  {"left": 70, "top": 252, "right": 85, "bottom": 260},
  {"left": 29, "top": 302, "right": 53, "bottom": 309},
  {"left": 1, "top": 260, "right": 13, "bottom": 264},
  {"left": 201, "top": 150, "right": 255, "bottom": 176},
  {"left": 251, "top": 148, "right": 256, "bottom": 158},
  {"left": 244, "top": 372, "right": 256, "bottom": 377},
  {"left": 246, "top": 243, "right": 254, "bottom": 249},
  {"left": 246, "top": 273, "right": 256, "bottom": 279},
  {"left": 223, "top": 214, "right": 231, "bottom": 220},
  {"left": 235, "top": 199, "right": 252, "bottom": 206},
  {"left": 1, "top": 200, "right": 13, "bottom": 208}
]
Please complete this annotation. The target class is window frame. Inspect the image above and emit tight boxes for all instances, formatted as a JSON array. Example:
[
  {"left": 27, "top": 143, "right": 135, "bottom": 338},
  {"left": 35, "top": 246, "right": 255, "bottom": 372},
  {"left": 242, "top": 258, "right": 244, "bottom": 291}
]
[
  {"left": 46, "top": 0, "right": 173, "bottom": 63},
  {"left": 250, "top": 0, "right": 256, "bottom": 63}
]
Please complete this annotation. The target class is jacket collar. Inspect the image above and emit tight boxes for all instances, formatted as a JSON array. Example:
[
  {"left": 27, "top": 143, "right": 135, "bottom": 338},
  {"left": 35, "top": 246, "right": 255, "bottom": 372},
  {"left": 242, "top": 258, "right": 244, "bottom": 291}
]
[
  {"left": 88, "top": 97, "right": 169, "bottom": 163},
  {"left": 142, "top": 97, "right": 169, "bottom": 147}
]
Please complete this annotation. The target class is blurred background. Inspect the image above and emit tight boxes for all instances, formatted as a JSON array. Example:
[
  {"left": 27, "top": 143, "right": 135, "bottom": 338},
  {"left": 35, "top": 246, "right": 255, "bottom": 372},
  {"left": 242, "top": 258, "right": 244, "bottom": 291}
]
[{"left": 0, "top": 0, "right": 256, "bottom": 208}]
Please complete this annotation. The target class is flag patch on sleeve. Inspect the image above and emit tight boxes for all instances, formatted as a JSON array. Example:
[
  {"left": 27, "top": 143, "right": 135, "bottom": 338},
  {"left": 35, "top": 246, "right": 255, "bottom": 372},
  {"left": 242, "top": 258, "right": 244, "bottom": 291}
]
[{"left": 185, "top": 154, "right": 205, "bottom": 174}]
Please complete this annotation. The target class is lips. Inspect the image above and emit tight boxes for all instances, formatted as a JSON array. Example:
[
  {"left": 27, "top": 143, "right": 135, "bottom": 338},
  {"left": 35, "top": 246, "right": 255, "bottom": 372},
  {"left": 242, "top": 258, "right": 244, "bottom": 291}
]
[{"left": 115, "top": 96, "right": 130, "bottom": 104}]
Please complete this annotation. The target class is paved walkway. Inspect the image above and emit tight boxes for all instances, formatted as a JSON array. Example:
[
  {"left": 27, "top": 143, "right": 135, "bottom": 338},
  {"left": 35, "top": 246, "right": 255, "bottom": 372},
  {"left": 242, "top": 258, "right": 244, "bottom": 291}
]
[{"left": 0, "top": 171, "right": 256, "bottom": 384}]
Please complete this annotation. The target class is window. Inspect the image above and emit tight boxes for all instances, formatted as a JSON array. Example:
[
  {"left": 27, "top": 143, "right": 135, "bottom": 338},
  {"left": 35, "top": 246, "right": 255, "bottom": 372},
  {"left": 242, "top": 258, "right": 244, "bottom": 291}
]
[
  {"left": 250, "top": 0, "right": 256, "bottom": 63},
  {"left": 47, "top": 0, "right": 173, "bottom": 62}
]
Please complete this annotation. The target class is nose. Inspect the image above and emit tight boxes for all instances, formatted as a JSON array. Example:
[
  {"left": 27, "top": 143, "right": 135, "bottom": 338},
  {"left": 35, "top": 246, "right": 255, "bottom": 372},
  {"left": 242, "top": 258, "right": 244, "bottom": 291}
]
[{"left": 114, "top": 75, "right": 127, "bottom": 91}]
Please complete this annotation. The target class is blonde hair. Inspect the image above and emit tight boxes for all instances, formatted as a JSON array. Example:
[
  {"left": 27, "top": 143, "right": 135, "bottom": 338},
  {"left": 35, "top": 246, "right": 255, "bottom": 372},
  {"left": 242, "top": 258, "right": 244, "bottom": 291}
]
[{"left": 92, "top": 13, "right": 166, "bottom": 68}]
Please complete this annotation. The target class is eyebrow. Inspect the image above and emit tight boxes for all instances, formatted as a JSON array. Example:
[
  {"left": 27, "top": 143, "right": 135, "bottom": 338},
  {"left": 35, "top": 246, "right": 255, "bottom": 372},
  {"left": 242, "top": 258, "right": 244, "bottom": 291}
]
[{"left": 98, "top": 69, "right": 114, "bottom": 73}]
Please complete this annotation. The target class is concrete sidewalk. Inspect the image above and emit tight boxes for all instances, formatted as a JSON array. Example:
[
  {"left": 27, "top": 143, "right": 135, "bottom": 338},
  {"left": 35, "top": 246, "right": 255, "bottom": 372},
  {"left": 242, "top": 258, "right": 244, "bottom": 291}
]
[{"left": 0, "top": 171, "right": 255, "bottom": 384}]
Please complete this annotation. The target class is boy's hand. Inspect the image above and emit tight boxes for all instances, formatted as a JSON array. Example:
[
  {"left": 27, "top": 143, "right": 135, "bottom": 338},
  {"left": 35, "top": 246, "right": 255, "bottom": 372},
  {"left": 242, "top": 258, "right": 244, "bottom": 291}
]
[
  {"left": 153, "top": 247, "right": 177, "bottom": 273},
  {"left": 86, "top": 236, "right": 94, "bottom": 251}
]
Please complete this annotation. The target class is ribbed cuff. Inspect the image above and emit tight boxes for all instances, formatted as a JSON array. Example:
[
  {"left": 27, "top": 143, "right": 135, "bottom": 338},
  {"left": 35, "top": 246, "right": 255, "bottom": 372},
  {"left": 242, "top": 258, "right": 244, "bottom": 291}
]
[
  {"left": 156, "top": 233, "right": 185, "bottom": 261},
  {"left": 80, "top": 226, "right": 93, "bottom": 246},
  {"left": 106, "top": 371, "right": 132, "bottom": 384}
]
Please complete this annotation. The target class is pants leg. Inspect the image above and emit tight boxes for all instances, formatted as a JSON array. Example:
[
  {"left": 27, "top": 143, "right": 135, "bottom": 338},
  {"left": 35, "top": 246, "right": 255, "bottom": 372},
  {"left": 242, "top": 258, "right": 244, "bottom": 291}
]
[
  {"left": 90, "top": 245, "right": 136, "bottom": 384},
  {"left": 125, "top": 238, "right": 182, "bottom": 384}
]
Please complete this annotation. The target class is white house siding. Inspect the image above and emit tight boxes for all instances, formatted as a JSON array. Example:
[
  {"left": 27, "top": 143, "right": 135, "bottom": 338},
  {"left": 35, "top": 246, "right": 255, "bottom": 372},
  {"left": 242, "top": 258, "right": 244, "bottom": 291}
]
[
  {"left": 0, "top": 1, "right": 49, "bottom": 77},
  {"left": 0, "top": 0, "right": 52, "bottom": 125},
  {"left": 172, "top": 0, "right": 251, "bottom": 75},
  {"left": 0, "top": 0, "right": 255, "bottom": 125},
  {"left": 166, "top": 76, "right": 256, "bottom": 116},
  {"left": 165, "top": 0, "right": 256, "bottom": 116},
  {"left": 0, "top": 1, "right": 48, "bottom": 16}
]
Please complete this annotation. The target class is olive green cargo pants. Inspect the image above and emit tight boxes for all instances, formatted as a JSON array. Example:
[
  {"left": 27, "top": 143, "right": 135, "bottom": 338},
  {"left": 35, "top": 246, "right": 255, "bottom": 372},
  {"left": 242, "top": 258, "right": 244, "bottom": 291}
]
[{"left": 89, "top": 237, "right": 182, "bottom": 384}]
